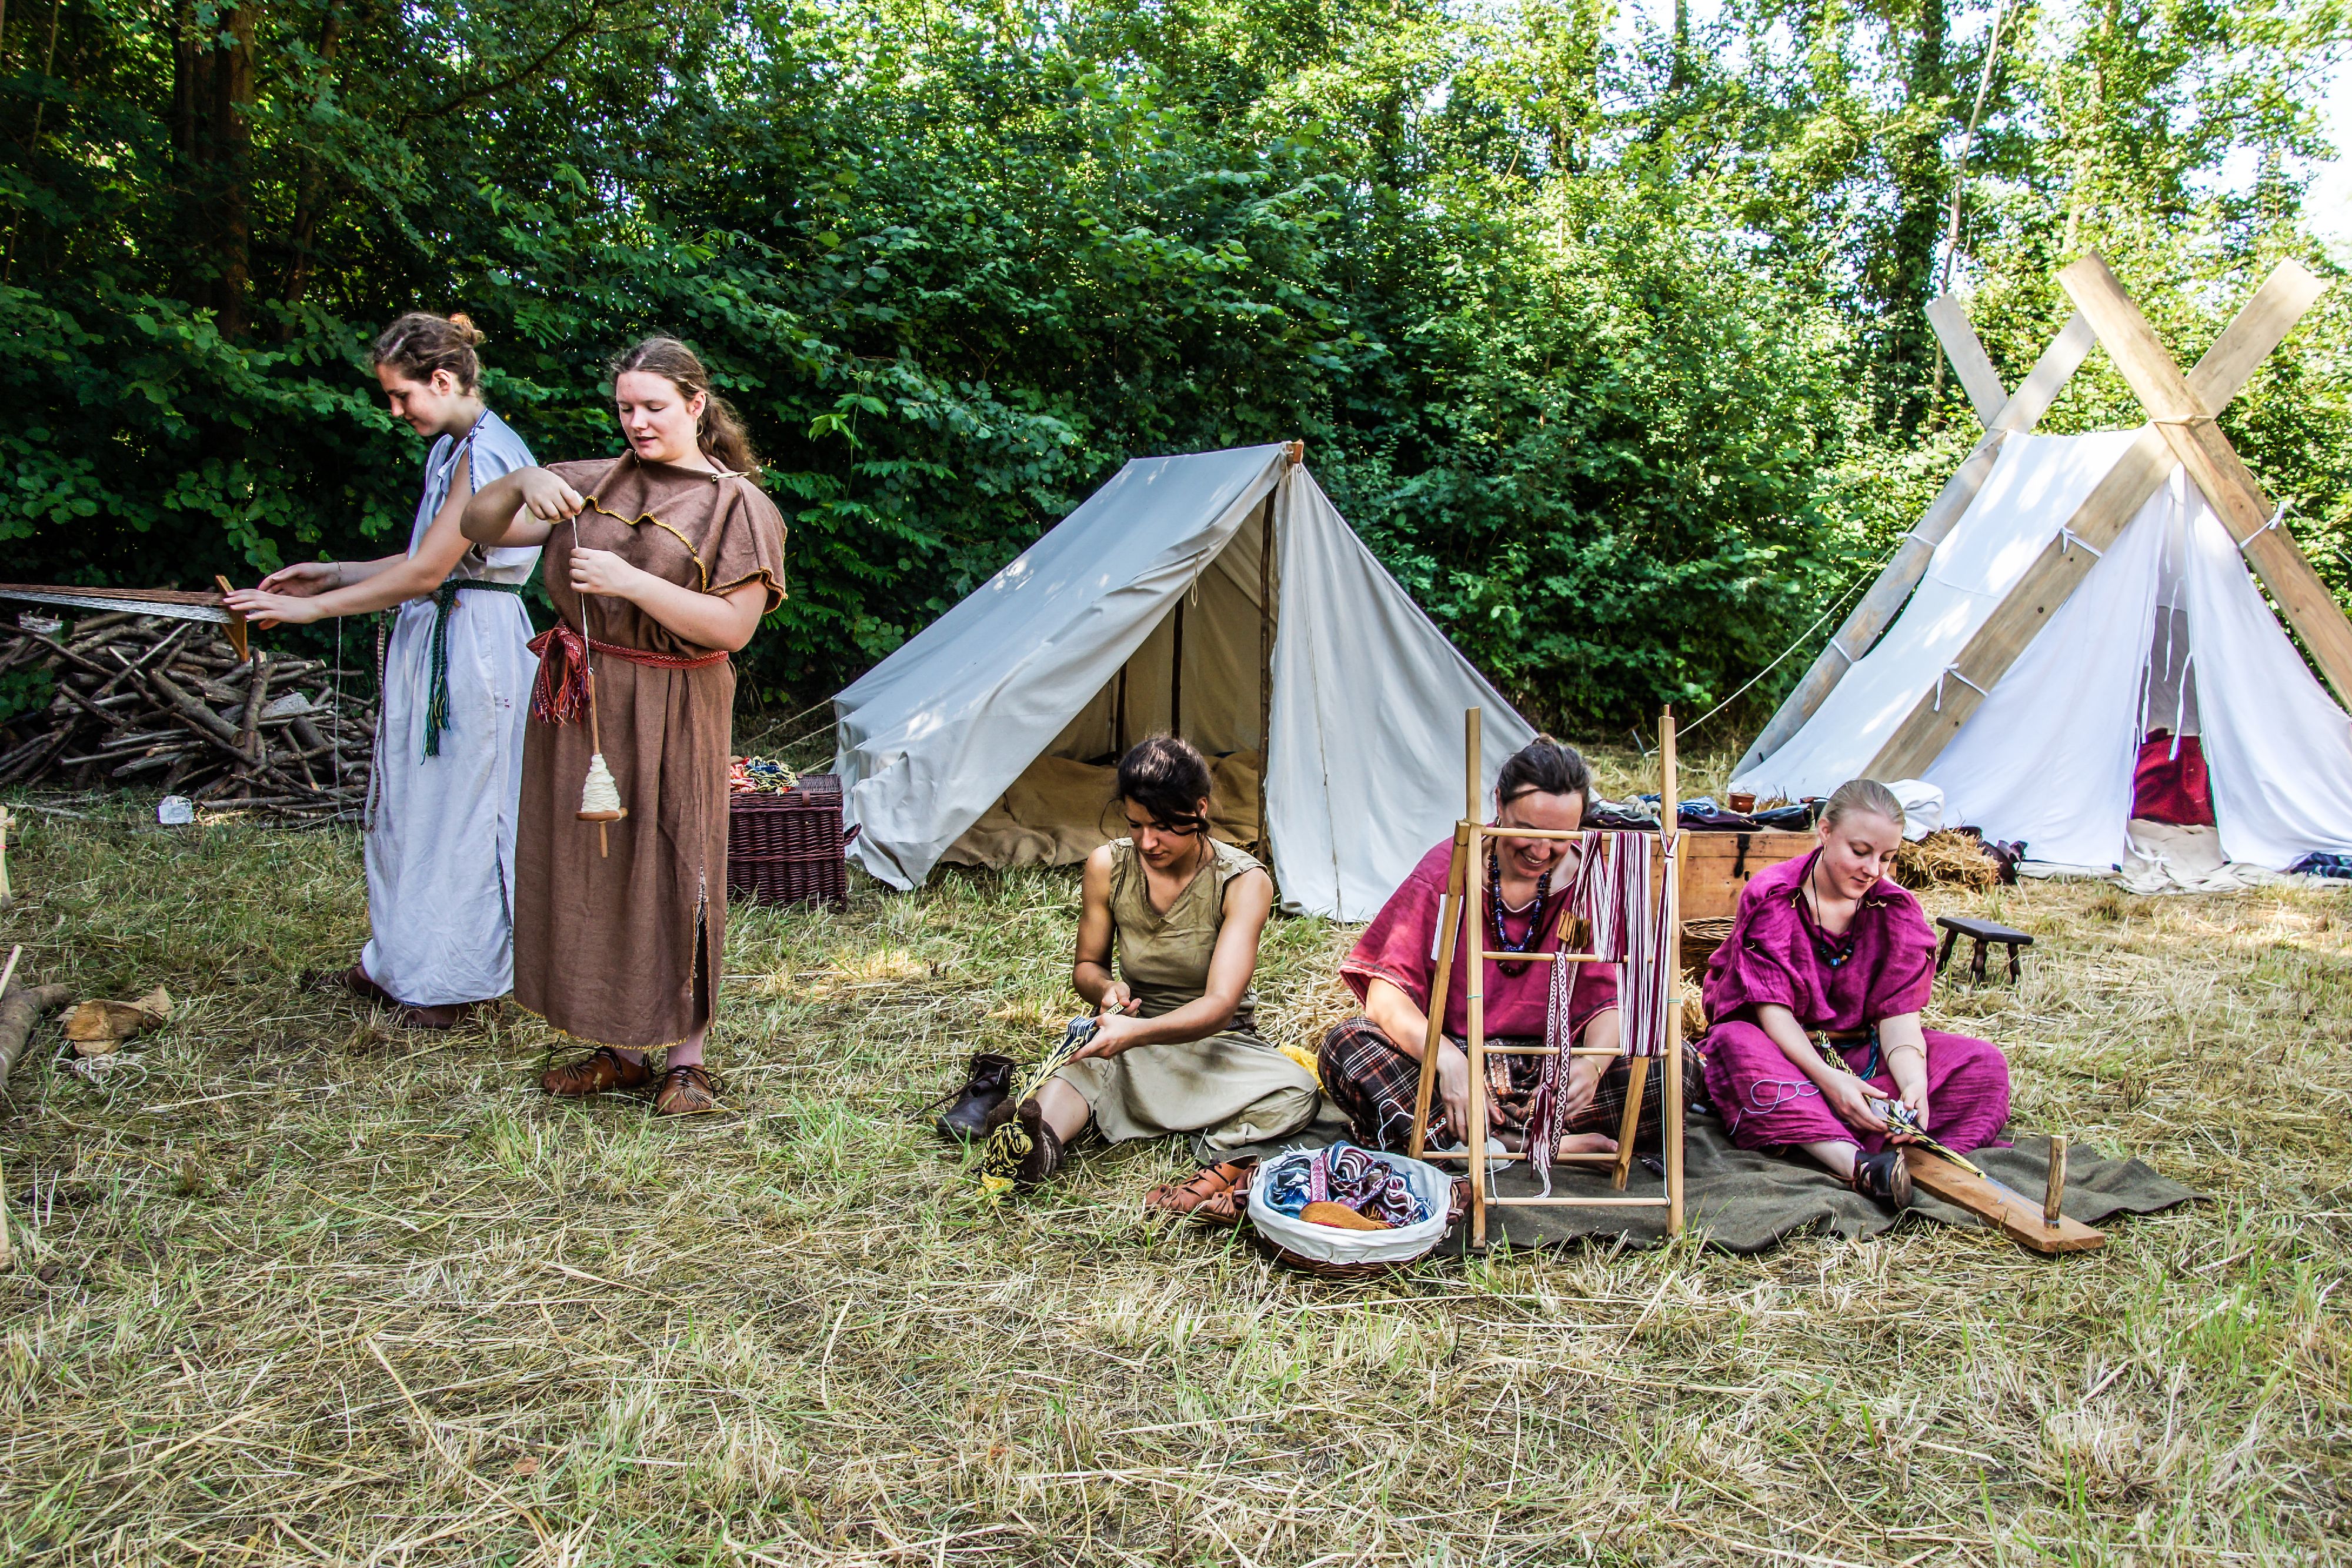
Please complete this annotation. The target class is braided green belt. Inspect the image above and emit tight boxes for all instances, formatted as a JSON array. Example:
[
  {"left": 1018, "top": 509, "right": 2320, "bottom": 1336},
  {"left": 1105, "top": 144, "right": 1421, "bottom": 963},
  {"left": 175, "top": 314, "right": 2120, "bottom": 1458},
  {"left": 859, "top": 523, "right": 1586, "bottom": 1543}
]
[{"left": 422, "top": 578, "right": 528, "bottom": 759}]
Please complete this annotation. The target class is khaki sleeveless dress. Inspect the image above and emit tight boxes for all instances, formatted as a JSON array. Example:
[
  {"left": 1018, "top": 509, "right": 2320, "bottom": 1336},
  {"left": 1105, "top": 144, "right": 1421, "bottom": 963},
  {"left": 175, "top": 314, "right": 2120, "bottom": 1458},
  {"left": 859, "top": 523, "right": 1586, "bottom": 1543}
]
[{"left": 1053, "top": 838, "right": 1320, "bottom": 1155}]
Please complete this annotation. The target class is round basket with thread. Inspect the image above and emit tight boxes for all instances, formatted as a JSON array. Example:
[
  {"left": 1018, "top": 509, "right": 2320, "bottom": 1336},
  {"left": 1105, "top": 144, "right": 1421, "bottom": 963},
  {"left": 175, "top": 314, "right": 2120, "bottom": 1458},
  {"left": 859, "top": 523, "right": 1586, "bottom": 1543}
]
[{"left": 1245, "top": 1150, "right": 1463, "bottom": 1280}]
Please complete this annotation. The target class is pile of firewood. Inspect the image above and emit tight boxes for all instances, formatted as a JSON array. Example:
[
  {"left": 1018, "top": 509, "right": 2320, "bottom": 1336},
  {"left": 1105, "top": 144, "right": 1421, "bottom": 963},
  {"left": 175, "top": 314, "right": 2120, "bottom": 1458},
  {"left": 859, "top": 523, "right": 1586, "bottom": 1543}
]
[{"left": 0, "top": 612, "right": 373, "bottom": 815}]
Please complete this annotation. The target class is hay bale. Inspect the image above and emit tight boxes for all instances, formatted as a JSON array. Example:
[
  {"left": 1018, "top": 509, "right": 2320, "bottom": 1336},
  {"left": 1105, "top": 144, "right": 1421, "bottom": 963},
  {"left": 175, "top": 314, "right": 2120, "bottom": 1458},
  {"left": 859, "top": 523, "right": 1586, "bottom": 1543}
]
[{"left": 1895, "top": 829, "right": 2000, "bottom": 892}]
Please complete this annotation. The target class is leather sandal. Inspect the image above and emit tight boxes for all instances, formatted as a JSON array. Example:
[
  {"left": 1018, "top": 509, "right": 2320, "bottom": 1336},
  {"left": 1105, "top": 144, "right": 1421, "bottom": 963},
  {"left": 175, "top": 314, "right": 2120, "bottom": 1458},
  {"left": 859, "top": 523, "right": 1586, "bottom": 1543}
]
[
  {"left": 653, "top": 1062, "right": 726, "bottom": 1116},
  {"left": 1851, "top": 1147, "right": 1914, "bottom": 1209},
  {"left": 1142, "top": 1158, "right": 1258, "bottom": 1226},
  {"left": 541, "top": 1046, "right": 655, "bottom": 1099}
]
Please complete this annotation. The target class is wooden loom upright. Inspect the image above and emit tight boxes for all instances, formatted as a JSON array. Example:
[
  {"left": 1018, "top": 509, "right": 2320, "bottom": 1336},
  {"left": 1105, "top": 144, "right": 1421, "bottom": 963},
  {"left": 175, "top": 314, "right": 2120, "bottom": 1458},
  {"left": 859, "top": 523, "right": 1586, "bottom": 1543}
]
[{"left": 1407, "top": 706, "right": 1685, "bottom": 1246}]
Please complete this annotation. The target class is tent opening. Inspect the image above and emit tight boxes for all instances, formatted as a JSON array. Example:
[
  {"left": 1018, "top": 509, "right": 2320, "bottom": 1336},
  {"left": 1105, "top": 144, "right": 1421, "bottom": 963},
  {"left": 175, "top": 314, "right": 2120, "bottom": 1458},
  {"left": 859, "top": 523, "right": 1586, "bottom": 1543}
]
[{"left": 941, "top": 495, "right": 1274, "bottom": 869}]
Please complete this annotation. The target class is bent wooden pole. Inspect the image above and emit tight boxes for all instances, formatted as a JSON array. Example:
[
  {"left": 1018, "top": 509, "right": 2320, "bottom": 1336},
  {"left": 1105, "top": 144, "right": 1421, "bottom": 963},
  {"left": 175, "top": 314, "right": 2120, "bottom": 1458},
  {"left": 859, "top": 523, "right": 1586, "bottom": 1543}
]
[
  {"left": 2059, "top": 253, "right": 2352, "bottom": 709},
  {"left": 1867, "top": 257, "right": 2328, "bottom": 781},
  {"left": 0, "top": 981, "right": 71, "bottom": 1094},
  {"left": 1735, "top": 308, "right": 2094, "bottom": 777}
]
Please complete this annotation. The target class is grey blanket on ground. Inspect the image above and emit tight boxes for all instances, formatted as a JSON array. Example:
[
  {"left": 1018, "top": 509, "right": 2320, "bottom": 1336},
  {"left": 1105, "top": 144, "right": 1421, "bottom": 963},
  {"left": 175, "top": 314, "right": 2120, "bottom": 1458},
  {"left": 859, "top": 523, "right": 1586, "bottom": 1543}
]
[
  {"left": 1460, "top": 1117, "right": 2199, "bottom": 1253},
  {"left": 1215, "top": 1109, "right": 2200, "bottom": 1254}
]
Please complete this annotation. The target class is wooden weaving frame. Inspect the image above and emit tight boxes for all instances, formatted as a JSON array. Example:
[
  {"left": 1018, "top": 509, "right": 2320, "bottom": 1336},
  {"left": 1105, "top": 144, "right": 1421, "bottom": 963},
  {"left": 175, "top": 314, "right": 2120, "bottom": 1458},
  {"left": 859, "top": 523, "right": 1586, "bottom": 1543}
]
[{"left": 1406, "top": 706, "right": 1686, "bottom": 1247}]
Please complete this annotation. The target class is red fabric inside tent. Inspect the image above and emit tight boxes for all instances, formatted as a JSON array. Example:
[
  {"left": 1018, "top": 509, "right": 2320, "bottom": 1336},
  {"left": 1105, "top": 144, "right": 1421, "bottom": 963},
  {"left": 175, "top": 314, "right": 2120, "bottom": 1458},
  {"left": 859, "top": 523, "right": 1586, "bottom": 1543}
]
[{"left": 2134, "top": 730, "right": 2215, "bottom": 826}]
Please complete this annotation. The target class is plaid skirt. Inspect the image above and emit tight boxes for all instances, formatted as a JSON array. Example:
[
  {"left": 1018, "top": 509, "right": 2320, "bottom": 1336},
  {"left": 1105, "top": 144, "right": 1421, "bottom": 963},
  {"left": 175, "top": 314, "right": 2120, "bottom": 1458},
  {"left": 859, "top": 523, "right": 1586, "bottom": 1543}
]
[{"left": 1317, "top": 1015, "right": 1702, "bottom": 1153}]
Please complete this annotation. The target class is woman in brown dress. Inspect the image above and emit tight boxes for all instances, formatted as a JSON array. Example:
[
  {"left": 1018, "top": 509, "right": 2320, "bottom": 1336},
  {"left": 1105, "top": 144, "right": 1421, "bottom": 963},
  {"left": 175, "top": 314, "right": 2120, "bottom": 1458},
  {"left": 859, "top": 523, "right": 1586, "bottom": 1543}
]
[{"left": 461, "top": 338, "right": 786, "bottom": 1114}]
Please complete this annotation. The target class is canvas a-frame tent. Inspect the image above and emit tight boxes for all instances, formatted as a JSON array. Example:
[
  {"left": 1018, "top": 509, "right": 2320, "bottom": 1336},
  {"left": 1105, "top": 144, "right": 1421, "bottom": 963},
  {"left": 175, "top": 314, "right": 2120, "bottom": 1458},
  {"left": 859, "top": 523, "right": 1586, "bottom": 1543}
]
[
  {"left": 832, "top": 442, "right": 1536, "bottom": 919},
  {"left": 1735, "top": 255, "right": 2352, "bottom": 873}
]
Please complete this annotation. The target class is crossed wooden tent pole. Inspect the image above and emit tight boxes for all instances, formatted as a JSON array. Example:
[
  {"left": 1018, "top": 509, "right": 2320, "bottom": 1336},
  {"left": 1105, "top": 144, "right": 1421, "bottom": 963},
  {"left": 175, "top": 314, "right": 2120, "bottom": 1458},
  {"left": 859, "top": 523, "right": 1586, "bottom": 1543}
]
[{"left": 1739, "top": 252, "right": 2337, "bottom": 784}]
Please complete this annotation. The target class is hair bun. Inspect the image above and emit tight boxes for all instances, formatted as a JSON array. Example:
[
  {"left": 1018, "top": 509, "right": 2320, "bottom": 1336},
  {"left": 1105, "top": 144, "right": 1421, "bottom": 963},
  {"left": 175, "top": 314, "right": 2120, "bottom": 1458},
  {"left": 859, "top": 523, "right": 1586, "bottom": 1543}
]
[{"left": 446, "top": 312, "right": 482, "bottom": 345}]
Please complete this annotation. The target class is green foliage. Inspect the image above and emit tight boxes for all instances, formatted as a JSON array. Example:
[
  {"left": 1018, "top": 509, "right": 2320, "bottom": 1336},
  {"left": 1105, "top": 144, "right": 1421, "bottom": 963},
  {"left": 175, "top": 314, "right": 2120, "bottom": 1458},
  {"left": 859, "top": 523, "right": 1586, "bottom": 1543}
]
[{"left": 2, "top": 0, "right": 2346, "bottom": 730}]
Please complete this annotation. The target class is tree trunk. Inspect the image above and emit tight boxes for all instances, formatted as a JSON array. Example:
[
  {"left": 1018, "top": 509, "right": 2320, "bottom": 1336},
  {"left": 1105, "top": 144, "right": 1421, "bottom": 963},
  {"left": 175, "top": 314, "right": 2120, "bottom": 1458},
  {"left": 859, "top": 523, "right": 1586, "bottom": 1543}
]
[
  {"left": 209, "top": 4, "right": 257, "bottom": 335},
  {"left": 1884, "top": 0, "right": 1950, "bottom": 428},
  {"left": 279, "top": 10, "right": 345, "bottom": 313}
]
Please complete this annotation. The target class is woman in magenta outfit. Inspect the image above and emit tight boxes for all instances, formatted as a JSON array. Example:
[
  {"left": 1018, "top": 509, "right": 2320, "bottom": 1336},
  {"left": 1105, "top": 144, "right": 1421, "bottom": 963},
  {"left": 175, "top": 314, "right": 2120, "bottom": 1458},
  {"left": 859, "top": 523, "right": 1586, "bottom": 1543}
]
[{"left": 1699, "top": 778, "right": 2012, "bottom": 1209}]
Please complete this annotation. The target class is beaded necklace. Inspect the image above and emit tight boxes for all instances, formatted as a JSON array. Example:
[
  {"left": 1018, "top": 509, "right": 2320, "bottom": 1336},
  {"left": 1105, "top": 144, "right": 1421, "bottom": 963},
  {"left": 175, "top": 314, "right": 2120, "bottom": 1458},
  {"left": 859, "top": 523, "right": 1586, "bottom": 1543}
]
[
  {"left": 1486, "top": 850, "right": 1551, "bottom": 977},
  {"left": 1800, "top": 857, "right": 1860, "bottom": 970}
]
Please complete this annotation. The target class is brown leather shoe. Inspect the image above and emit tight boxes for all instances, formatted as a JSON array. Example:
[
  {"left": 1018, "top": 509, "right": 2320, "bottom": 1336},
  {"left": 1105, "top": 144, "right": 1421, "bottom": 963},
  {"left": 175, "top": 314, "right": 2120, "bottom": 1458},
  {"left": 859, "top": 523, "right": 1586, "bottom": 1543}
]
[
  {"left": 653, "top": 1062, "right": 725, "bottom": 1116},
  {"left": 542, "top": 1046, "right": 654, "bottom": 1098},
  {"left": 1852, "top": 1148, "right": 1914, "bottom": 1209},
  {"left": 1013, "top": 1098, "right": 1062, "bottom": 1186}
]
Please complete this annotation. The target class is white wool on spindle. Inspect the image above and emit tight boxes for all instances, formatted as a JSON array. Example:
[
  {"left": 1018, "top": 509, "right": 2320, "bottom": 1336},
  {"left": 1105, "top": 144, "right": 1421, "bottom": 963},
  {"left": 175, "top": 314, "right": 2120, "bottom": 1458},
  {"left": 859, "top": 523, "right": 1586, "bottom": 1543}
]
[{"left": 581, "top": 753, "right": 623, "bottom": 815}]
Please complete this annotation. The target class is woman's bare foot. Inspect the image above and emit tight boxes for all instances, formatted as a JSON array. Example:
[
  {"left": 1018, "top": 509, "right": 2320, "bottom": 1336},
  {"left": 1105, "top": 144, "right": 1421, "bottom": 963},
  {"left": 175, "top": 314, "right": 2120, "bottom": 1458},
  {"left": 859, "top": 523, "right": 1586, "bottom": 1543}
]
[{"left": 1557, "top": 1132, "right": 1618, "bottom": 1155}]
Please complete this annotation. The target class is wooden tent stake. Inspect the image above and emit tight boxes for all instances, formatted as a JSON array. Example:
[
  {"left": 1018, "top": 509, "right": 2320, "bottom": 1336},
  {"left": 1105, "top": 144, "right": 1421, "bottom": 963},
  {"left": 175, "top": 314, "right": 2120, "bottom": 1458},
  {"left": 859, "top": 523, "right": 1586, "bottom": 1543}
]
[
  {"left": 1408, "top": 706, "right": 1685, "bottom": 1247},
  {"left": 2043, "top": 1134, "right": 2069, "bottom": 1228}
]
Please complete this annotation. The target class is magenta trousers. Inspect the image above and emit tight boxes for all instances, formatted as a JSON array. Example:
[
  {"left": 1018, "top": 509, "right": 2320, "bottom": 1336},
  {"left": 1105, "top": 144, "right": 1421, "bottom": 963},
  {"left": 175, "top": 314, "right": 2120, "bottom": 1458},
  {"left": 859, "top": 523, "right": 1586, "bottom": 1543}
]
[{"left": 1701, "top": 1021, "right": 2011, "bottom": 1154}]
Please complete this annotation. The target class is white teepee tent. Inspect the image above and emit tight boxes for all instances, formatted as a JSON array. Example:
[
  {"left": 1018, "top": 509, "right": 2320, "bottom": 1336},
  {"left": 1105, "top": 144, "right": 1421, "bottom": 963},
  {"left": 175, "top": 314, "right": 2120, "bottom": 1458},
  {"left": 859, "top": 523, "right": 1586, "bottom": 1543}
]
[
  {"left": 832, "top": 443, "right": 1535, "bottom": 918},
  {"left": 1735, "top": 431, "right": 2352, "bottom": 870}
]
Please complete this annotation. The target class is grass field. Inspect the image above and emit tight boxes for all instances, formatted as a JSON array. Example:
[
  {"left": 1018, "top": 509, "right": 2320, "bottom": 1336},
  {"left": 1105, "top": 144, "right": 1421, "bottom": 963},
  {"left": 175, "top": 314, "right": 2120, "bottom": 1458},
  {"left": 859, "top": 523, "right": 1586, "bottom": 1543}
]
[{"left": 2, "top": 758, "right": 2348, "bottom": 1565}]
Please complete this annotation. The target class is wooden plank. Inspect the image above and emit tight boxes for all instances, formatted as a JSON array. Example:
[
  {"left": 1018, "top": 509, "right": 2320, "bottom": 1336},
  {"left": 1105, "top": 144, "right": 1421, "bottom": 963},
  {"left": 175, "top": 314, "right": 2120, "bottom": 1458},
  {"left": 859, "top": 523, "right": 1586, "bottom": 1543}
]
[
  {"left": 2060, "top": 253, "right": 2352, "bottom": 709},
  {"left": 1863, "top": 259, "right": 2330, "bottom": 779},
  {"left": 1734, "top": 314, "right": 2093, "bottom": 777},
  {"left": 1992, "top": 311, "right": 2097, "bottom": 433},
  {"left": 1927, "top": 294, "right": 2009, "bottom": 425},
  {"left": 1903, "top": 1147, "right": 2106, "bottom": 1253}
]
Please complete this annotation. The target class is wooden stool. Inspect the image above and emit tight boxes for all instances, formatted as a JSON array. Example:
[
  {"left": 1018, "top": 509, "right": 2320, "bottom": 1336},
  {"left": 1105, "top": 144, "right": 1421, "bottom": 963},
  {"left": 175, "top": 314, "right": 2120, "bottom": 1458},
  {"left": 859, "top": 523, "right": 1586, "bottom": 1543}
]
[{"left": 1935, "top": 914, "right": 2032, "bottom": 983}]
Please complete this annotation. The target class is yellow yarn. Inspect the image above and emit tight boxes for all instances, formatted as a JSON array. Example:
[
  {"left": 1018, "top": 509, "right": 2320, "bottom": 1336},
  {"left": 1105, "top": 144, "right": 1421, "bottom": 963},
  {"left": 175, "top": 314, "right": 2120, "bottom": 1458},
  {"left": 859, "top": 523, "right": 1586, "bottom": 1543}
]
[{"left": 1276, "top": 1042, "right": 1322, "bottom": 1087}]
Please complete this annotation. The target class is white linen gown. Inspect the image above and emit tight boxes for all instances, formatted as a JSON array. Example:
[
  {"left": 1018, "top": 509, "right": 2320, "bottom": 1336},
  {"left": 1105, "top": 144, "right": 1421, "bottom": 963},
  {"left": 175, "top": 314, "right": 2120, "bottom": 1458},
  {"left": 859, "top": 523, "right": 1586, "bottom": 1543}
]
[{"left": 359, "top": 410, "right": 541, "bottom": 1005}]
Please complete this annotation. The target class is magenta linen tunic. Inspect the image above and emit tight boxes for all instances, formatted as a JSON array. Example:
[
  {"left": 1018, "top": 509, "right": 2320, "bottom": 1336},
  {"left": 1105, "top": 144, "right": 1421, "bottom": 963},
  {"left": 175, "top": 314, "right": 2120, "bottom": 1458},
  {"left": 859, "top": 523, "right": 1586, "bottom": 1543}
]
[
  {"left": 1342, "top": 838, "right": 1619, "bottom": 1041},
  {"left": 1699, "top": 850, "right": 2011, "bottom": 1153}
]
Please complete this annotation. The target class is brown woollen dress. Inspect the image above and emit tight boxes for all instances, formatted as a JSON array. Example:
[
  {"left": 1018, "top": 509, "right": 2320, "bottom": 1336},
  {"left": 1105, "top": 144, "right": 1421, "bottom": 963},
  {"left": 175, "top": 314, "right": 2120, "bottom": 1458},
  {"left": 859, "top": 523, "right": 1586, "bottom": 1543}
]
[{"left": 513, "top": 453, "right": 786, "bottom": 1049}]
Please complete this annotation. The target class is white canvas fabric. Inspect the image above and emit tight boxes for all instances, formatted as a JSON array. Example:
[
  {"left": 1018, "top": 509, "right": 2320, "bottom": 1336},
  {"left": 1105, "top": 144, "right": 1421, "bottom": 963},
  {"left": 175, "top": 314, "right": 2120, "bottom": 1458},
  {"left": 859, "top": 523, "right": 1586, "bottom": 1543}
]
[
  {"left": 1737, "top": 432, "right": 2352, "bottom": 872},
  {"left": 833, "top": 445, "right": 1534, "bottom": 918}
]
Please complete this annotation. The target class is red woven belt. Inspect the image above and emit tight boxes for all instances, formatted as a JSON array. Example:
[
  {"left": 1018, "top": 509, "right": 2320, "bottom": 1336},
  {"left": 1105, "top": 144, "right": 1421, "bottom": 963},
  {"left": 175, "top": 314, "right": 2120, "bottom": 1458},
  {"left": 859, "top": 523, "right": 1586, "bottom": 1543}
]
[{"left": 528, "top": 623, "right": 728, "bottom": 725}]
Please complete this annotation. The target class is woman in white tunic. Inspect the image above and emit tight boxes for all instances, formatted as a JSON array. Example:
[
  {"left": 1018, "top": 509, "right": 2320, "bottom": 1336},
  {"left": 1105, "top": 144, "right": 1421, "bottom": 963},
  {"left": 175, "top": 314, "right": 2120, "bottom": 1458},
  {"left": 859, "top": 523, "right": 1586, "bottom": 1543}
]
[{"left": 225, "top": 313, "right": 540, "bottom": 1027}]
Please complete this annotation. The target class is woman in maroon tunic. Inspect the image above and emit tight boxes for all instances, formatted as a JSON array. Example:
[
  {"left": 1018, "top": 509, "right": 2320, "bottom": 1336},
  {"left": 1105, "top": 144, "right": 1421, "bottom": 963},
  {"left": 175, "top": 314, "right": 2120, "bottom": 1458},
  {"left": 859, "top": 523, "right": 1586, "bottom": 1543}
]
[
  {"left": 1699, "top": 779, "right": 2012, "bottom": 1207},
  {"left": 1319, "top": 738, "right": 1684, "bottom": 1156}
]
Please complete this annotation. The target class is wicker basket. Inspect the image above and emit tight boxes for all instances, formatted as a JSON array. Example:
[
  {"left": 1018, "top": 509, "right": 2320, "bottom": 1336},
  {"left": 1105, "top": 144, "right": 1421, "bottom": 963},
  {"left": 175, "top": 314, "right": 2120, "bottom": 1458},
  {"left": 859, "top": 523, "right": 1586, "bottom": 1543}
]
[
  {"left": 726, "top": 773, "right": 849, "bottom": 909},
  {"left": 1681, "top": 916, "right": 1736, "bottom": 977}
]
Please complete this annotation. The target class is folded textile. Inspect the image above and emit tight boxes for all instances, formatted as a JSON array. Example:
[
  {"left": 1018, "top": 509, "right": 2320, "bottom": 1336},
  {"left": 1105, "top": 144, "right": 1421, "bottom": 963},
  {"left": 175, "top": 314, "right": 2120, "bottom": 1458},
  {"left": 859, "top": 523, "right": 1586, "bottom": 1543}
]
[
  {"left": 729, "top": 756, "right": 800, "bottom": 795},
  {"left": 1260, "top": 1142, "right": 1427, "bottom": 1227},
  {"left": 2290, "top": 851, "right": 2352, "bottom": 880}
]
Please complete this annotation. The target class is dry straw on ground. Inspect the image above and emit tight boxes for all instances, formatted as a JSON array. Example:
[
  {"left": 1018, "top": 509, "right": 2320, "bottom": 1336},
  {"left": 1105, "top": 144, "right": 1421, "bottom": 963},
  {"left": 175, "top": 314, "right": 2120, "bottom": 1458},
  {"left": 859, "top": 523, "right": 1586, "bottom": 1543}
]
[{"left": 1, "top": 757, "right": 2347, "bottom": 1564}]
